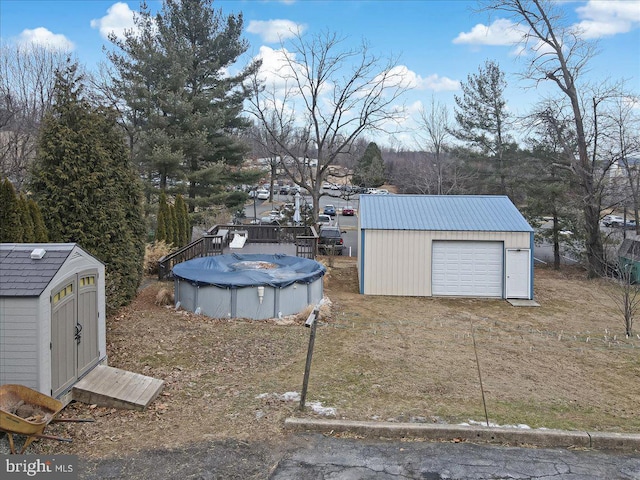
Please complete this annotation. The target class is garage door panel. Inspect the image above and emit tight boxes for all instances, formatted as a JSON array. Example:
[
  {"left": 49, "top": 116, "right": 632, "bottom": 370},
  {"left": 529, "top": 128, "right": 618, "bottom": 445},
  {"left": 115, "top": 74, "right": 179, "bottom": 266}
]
[{"left": 432, "top": 241, "right": 503, "bottom": 297}]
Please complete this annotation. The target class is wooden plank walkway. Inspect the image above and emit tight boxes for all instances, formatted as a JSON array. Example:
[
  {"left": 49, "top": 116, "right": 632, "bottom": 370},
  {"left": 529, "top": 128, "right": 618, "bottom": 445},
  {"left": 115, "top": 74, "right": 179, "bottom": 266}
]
[{"left": 72, "top": 365, "right": 164, "bottom": 411}]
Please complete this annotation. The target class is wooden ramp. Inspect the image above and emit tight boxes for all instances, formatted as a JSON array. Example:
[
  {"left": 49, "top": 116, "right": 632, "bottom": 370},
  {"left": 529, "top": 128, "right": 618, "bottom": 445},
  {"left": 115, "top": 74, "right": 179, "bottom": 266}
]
[{"left": 72, "top": 365, "right": 164, "bottom": 411}]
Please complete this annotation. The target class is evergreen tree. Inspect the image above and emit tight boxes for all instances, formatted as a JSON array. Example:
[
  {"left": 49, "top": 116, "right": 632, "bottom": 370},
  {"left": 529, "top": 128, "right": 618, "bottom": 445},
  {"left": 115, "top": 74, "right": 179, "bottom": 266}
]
[
  {"left": 452, "top": 60, "right": 514, "bottom": 196},
  {"left": 0, "top": 178, "right": 21, "bottom": 242},
  {"left": 155, "top": 191, "right": 169, "bottom": 243},
  {"left": 155, "top": 208, "right": 167, "bottom": 243},
  {"left": 30, "top": 62, "right": 145, "bottom": 313},
  {"left": 174, "top": 194, "right": 190, "bottom": 246},
  {"left": 352, "top": 142, "right": 386, "bottom": 188},
  {"left": 107, "top": 0, "right": 261, "bottom": 211},
  {"left": 18, "top": 193, "right": 34, "bottom": 242},
  {"left": 169, "top": 203, "right": 179, "bottom": 247},
  {"left": 29, "top": 198, "right": 48, "bottom": 242}
]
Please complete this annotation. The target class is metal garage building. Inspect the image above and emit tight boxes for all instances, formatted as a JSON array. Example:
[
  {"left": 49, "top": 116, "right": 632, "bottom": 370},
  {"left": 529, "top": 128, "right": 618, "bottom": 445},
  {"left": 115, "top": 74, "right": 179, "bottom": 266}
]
[
  {"left": 357, "top": 195, "right": 534, "bottom": 299},
  {"left": 0, "top": 243, "right": 106, "bottom": 401}
]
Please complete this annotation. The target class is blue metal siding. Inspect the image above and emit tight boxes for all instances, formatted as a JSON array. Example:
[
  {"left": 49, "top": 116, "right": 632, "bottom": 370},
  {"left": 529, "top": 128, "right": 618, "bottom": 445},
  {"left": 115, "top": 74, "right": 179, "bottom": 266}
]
[{"left": 359, "top": 195, "right": 533, "bottom": 232}]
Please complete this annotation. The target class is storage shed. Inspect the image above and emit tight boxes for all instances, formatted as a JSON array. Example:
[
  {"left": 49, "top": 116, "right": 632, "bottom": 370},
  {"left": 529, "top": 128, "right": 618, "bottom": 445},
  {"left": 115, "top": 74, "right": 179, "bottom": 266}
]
[
  {"left": 358, "top": 195, "right": 534, "bottom": 299},
  {"left": 0, "top": 243, "right": 106, "bottom": 401}
]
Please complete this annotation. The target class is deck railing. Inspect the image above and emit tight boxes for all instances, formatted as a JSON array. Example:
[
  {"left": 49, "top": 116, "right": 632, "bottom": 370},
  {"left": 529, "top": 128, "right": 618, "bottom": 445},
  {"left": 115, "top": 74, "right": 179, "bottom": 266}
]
[
  {"left": 158, "top": 224, "right": 317, "bottom": 279},
  {"left": 157, "top": 234, "right": 227, "bottom": 280}
]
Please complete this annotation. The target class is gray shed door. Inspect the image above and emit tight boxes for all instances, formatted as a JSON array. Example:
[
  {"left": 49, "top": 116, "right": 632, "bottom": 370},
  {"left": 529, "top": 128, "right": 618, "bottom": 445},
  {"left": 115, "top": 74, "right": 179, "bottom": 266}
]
[
  {"left": 51, "top": 279, "right": 77, "bottom": 397},
  {"left": 51, "top": 270, "right": 99, "bottom": 397},
  {"left": 432, "top": 241, "right": 503, "bottom": 297},
  {"left": 77, "top": 272, "right": 99, "bottom": 376}
]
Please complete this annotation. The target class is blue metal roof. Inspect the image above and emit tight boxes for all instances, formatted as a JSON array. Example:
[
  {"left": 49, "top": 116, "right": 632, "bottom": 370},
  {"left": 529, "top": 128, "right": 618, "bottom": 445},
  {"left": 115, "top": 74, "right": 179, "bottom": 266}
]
[{"left": 359, "top": 195, "right": 533, "bottom": 232}]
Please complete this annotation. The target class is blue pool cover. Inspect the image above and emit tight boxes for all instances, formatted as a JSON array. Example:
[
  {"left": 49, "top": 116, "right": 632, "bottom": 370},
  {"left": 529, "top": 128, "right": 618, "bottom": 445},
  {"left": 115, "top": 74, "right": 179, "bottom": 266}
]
[{"left": 172, "top": 254, "right": 326, "bottom": 288}]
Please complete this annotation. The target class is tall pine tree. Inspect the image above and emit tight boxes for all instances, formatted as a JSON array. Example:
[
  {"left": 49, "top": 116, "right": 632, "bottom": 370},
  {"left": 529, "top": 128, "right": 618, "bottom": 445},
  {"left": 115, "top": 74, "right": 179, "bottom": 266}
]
[
  {"left": 107, "top": 0, "right": 261, "bottom": 211},
  {"left": 452, "top": 60, "right": 514, "bottom": 196},
  {"left": 30, "top": 62, "right": 145, "bottom": 313}
]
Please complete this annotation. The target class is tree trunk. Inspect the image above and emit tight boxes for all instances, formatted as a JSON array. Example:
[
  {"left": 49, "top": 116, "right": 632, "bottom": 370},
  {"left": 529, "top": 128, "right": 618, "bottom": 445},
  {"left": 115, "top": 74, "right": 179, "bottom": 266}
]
[
  {"left": 552, "top": 215, "right": 561, "bottom": 270},
  {"left": 584, "top": 202, "right": 604, "bottom": 277}
]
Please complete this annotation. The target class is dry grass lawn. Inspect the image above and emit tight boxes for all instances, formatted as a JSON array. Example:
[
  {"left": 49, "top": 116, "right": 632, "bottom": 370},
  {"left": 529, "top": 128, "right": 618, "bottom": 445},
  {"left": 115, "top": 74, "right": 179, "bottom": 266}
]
[{"left": 20, "top": 257, "right": 640, "bottom": 457}]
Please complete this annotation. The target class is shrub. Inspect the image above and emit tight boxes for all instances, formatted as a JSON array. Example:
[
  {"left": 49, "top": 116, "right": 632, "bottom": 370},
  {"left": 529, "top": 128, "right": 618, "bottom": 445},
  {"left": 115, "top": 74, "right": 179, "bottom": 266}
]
[{"left": 144, "top": 240, "right": 173, "bottom": 275}]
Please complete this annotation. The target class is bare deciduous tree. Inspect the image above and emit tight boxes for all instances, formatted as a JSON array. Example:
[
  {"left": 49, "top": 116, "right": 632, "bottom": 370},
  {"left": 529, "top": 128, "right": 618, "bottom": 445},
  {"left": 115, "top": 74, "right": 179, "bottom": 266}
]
[
  {"left": 608, "top": 262, "right": 640, "bottom": 338},
  {"left": 483, "top": 0, "right": 621, "bottom": 277},
  {"left": 606, "top": 96, "right": 640, "bottom": 234},
  {"left": 416, "top": 97, "right": 454, "bottom": 195},
  {"left": 0, "top": 43, "right": 70, "bottom": 187},
  {"left": 247, "top": 30, "right": 411, "bottom": 219}
]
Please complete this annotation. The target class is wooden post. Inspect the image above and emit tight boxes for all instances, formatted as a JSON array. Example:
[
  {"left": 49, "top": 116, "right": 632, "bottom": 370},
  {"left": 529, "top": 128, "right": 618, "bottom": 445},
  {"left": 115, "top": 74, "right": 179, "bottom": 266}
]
[{"left": 299, "top": 306, "right": 319, "bottom": 410}]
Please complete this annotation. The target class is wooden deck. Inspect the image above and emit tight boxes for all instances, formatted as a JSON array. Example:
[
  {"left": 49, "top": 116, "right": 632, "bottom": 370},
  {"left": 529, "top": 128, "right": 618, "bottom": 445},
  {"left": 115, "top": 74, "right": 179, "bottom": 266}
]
[
  {"left": 223, "top": 242, "right": 297, "bottom": 255},
  {"left": 72, "top": 365, "right": 164, "bottom": 411}
]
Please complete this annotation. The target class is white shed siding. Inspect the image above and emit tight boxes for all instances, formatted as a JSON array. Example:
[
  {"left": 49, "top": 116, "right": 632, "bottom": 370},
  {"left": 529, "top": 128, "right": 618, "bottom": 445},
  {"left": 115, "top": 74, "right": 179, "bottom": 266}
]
[
  {"left": 0, "top": 298, "right": 39, "bottom": 389},
  {"left": 362, "top": 229, "right": 530, "bottom": 296}
]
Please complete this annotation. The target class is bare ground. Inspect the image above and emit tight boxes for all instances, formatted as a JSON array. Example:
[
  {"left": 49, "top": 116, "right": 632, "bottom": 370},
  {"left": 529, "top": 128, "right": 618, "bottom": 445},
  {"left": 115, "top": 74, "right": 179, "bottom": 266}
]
[{"left": 8, "top": 257, "right": 640, "bottom": 458}]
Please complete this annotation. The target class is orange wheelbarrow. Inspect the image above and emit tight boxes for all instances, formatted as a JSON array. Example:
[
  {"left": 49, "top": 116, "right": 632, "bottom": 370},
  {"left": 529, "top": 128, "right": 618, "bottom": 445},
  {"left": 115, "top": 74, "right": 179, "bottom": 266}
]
[{"left": 0, "top": 384, "right": 93, "bottom": 454}]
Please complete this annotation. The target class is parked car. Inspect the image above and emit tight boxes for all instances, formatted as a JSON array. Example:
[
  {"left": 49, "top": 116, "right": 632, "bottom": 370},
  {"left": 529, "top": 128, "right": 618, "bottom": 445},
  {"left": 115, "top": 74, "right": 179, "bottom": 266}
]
[
  {"left": 342, "top": 206, "right": 355, "bottom": 216},
  {"left": 323, "top": 204, "right": 336, "bottom": 216},
  {"left": 317, "top": 226, "right": 345, "bottom": 255},
  {"left": 317, "top": 214, "right": 333, "bottom": 226},
  {"left": 260, "top": 210, "right": 282, "bottom": 223},
  {"left": 603, "top": 215, "right": 624, "bottom": 227},
  {"left": 255, "top": 188, "right": 269, "bottom": 200}
]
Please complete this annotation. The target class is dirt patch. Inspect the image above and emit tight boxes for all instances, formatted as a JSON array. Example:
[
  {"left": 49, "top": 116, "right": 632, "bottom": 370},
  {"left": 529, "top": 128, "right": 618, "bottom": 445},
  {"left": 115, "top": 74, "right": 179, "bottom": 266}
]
[{"left": 11, "top": 258, "right": 640, "bottom": 457}]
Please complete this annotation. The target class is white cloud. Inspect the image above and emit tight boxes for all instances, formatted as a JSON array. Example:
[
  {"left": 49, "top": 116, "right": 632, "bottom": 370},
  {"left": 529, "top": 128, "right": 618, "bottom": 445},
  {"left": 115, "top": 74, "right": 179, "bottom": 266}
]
[
  {"left": 419, "top": 73, "right": 460, "bottom": 92},
  {"left": 454, "top": 2, "right": 640, "bottom": 50},
  {"left": 392, "top": 66, "right": 459, "bottom": 92},
  {"left": 90, "top": 2, "right": 136, "bottom": 41},
  {"left": 246, "top": 19, "right": 305, "bottom": 43},
  {"left": 453, "top": 18, "right": 526, "bottom": 46},
  {"left": 254, "top": 45, "right": 295, "bottom": 88},
  {"left": 574, "top": 0, "right": 640, "bottom": 39},
  {"left": 17, "top": 27, "right": 74, "bottom": 51}
]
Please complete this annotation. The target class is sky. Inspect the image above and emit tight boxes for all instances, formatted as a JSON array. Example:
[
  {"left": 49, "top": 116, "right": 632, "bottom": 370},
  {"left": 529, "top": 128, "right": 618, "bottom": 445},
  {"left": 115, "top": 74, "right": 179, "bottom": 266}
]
[{"left": 1, "top": 0, "right": 639, "bottom": 149}]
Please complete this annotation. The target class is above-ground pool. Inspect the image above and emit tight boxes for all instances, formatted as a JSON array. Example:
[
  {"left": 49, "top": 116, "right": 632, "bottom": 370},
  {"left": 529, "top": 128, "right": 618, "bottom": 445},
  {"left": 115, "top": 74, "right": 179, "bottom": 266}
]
[{"left": 172, "top": 253, "right": 326, "bottom": 320}]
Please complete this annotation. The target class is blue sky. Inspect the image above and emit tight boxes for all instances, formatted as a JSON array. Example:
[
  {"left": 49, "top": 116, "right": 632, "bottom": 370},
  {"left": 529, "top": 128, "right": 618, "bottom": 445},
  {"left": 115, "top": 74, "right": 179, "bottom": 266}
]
[{"left": 2, "top": 0, "right": 639, "bottom": 148}]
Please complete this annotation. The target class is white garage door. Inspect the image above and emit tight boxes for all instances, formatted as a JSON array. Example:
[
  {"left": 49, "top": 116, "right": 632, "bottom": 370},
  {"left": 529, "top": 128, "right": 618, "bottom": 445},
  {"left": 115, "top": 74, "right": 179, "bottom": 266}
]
[{"left": 432, "top": 241, "right": 503, "bottom": 297}]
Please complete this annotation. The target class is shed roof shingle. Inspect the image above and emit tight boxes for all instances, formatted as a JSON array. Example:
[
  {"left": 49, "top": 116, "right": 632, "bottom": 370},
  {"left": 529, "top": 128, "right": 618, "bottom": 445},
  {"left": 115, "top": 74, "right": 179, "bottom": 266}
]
[
  {"left": 0, "top": 244, "right": 74, "bottom": 297},
  {"left": 359, "top": 195, "right": 533, "bottom": 232}
]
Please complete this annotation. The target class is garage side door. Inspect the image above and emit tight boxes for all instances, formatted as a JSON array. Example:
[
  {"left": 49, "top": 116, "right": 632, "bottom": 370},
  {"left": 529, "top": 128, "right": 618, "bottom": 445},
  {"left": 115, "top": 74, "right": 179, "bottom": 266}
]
[{"left": 432, "top": 241, "right": 503, "bottom": 297}]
